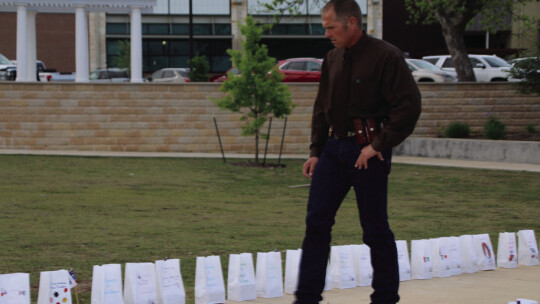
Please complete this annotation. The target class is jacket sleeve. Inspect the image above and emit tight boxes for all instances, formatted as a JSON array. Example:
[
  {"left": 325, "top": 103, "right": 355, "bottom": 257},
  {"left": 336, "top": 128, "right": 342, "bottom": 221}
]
[
  {"left": 309, "top": 55, "right": 331, "bottom": 158},
  {"left": 371, "top": 52, "right": 421, "bottom": 152}
]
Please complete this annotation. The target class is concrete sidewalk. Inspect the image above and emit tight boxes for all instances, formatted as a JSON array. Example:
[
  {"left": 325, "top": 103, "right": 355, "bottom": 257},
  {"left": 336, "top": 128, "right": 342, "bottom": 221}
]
[
  {"left": 1, "top": 149, "right": 540, "bottom": 173},
  {"left": 227, "top": 266, "right": 540, "bottom": 304}
]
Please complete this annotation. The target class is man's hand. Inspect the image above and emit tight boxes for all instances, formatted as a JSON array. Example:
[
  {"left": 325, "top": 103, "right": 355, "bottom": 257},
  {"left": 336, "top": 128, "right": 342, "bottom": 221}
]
[
  {"left": 355, "top": 144, "right": 383, "bottom": 170},
  {"left": 303, "top": 157, "right": 319, "bottom": 178}
]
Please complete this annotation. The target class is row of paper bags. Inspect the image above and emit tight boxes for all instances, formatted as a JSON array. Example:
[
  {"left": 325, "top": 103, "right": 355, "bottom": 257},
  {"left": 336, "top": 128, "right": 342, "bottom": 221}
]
[{"left": 1, "top": 230, "right": 538, "bottom": 304}]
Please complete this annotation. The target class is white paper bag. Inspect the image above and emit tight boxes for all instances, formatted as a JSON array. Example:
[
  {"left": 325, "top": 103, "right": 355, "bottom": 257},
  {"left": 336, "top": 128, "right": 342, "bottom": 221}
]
[
  {"left": 284, "top": 249, "right": 302, "bottom": 295},
  {"left": 255, "top": 252, "right": 283, "bottom": 298},
  {"left": 430, "top": 238, "right": 452, "bottom": 277},
  {"left": 497, "top": 232, "right": 518, "bottom": 268},
  {"left": 473, "top": 234, "right": 496, "bottom": 270},
  {"left": 37, "top": 269, "right": 73, "bottom": 304},
  {"left": 459, "top": 235, "right": 479, "bottom": 273},
  {"left": 395, "top": 240, "right": 411, "bottom": 281},
  {"left": 124, "top": 263, "right": 158, "bottom": 304},
  {"left": 91, "top": 264, "right": 124, "bottom": 304},
  {"left": 155, "top": 259, "right": 186, "bottom": 304},
  {"left": 227, "top": 253, "right": 256, "bottom": 301},
  {"left": 446, "top": 237, "right": 462, "bottom": 276},
  {"left": 410, "top": 239, "right": 433, "bottom": 280},
  {"left": 518, "top": 230, "right": 540, "bottom": 266},
  {"left": 323, "top": 260, "right": 332, "bottom": 291},
  {"left": 0, "top": 273, "right": 30, "bottom": 304},
  {"left": 517, "top": 299, "right": 539, "bottom": 304},
  {"left": 351, "top": 244, "right": 373, "bottom": 286},
  {"left": 329, "top": 245, "right": 356, "bottom": 289},
  {"left": 195, "top": 256, "right": 226, "bottom": 304}
]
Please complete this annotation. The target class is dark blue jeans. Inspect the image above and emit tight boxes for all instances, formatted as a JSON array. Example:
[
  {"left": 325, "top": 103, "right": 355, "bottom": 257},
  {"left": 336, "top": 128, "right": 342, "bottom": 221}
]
[{"left": 295, "top": 137, "right": 399, "bottom": 304}]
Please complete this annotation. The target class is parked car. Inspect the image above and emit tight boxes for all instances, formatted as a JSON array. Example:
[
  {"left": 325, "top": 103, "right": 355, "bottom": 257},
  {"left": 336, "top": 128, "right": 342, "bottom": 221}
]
[
  {"left": 211, "top": 67, "right": 240, "bottom": 82},
  {"left": 406, "top": 58, "right": 457, "bottom": 83},
  {"left": 147, "top": 68, "right": 190, "bottom": 83},
  {"left": 89, "top": 68, "right": 129, "bottom": 82},
  {"left": 423, "top": 54, "right": 518, "bottom": 82},
  {"left": 277, "top": 58, "right": 323, "bottom": 82},
  {"left": 0, "top": 53, "right": 16, "bottom": 80}
]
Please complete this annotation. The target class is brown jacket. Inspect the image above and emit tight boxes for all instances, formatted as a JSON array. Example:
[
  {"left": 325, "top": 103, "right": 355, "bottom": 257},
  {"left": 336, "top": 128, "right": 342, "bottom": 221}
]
[{"left": 309, "top": 33, "right": 422, "bottom": 157}]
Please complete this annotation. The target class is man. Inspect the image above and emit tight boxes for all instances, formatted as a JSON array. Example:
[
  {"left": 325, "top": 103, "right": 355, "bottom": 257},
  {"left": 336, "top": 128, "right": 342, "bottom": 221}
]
[{"left": 294, "top": 1, "right": 421, "bottom": 304}]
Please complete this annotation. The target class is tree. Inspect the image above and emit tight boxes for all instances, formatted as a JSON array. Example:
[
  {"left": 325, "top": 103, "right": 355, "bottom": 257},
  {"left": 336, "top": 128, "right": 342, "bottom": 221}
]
[
  {"left": 188, "top": 55, "right": 210, "bottom": 82},
  {"left": 112, "top": 40, "right": 130, "bottom": 70},
  {"left": 215, "top": 16, "right": 294, "bottom": 164}
]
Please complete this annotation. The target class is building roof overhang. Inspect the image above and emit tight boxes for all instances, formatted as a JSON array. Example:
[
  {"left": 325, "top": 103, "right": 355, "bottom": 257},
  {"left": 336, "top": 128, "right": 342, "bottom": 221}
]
[{"left": 0, "top": 0, "right": 156, "bottom": 13}]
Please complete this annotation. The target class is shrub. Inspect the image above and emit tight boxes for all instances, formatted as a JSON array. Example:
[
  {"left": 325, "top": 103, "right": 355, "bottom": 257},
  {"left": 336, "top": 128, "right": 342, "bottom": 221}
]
[
  {"left": 484, "top": 117, "right": 506, "bottom": 140},
  {"left": 188, "top": 55, "right": 210, "bottom": 82},
  {"left": 526, "top": 124, "right": 538, "bottom": 133},
  {"left": 443, "top": 122, "right": 470, "bottom": 138}
]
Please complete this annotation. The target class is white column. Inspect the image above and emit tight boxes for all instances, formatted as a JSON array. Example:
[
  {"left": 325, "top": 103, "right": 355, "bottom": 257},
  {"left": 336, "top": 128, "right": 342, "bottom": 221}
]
[
  {"left": 75, "top": 5, "right": 89, "bottom": 82},
  {"left": 367, "top": 0, "right": 383, "bottom": 39},
  {"left": 27, "top": 10, "right": 37, "bottom": 81},
  {"left": 230, "top": 0, "right": 247, "bottom": 51},
  {"left": 15, "top": 3, "right": 28, "bottom": 82},
  {"left": 130, "top": 6, "right": 143, "bottom": 83}
]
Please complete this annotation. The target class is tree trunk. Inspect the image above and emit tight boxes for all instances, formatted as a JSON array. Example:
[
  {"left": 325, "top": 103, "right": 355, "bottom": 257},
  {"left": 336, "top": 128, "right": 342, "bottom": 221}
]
[{"left": 437, "top": 16, "right": 476, "bottom": 81}]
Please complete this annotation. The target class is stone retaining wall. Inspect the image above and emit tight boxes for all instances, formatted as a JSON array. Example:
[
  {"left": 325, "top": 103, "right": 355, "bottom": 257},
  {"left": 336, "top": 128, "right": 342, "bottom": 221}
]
[{"left": 0, "top": 82, "right": 538, "bottom": 155}]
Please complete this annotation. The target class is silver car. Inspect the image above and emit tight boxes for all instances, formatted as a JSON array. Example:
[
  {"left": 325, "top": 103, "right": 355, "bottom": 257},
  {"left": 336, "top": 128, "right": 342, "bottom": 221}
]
[
  {"left": 406, "top": 58, "right": 457, "bottom": 83},
  {"left": 148, "top": 68, "right": 190, "bottom": 83}
]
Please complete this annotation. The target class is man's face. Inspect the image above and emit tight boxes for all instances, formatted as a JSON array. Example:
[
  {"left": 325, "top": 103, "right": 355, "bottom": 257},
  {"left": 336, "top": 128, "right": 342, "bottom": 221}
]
[{"left": 322, "top": 8, "right": 356, "bottom": 49}]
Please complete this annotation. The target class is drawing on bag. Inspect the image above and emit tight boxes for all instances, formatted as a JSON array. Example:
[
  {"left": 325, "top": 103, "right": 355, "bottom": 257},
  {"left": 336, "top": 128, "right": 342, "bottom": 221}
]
[{"left": 482, "top": 242, "right": 492, "bottom": 258}]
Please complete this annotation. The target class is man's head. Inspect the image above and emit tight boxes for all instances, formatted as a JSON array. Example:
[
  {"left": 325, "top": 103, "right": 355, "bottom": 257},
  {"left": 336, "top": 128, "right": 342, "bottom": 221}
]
[{"left": 321, "top": 0, "right": 363, "bottom": 49}]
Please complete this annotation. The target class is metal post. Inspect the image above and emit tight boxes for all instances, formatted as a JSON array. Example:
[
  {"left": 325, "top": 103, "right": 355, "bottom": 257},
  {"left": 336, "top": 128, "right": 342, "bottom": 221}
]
[
  {"left": 277, "top": 116, "right": 288, "bottom": 166},
  {"left": 262, "top": 117, "right": 273, "bottom": 167},
  {"left": 213, "top": 117, "right": 226, "bottom": 163},
  {"left": 189, "top": 0, "right": 194, "bottom": 59}
]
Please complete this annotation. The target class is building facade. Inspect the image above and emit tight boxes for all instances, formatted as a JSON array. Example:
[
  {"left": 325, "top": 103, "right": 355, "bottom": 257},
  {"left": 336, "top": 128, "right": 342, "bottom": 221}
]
[{"left": 0, "top": 0, "right": 374, "bottom": 75}]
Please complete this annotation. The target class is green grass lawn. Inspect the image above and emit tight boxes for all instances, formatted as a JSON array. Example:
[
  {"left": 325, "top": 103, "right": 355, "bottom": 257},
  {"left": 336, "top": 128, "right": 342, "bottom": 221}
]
[{"left": 1, "top": 155, "right": 539, "bottom": 303}]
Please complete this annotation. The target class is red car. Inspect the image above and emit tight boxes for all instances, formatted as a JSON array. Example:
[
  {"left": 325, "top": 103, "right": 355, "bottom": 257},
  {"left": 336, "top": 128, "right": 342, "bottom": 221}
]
[{"left": 277, "top": 58, "right": 323, "bottom": 82}]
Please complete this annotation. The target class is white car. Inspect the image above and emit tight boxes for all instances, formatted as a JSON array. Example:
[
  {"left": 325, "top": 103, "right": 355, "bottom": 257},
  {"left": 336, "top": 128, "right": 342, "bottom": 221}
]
[
  {"left": 422, "top": 54, "right": 518, "bottom": 82},
  {"left": 148, "top": 68, "right": 190, "bottom": 83},
  {"left": 405, "top": 58, "right": 457, "bottom": 83}
]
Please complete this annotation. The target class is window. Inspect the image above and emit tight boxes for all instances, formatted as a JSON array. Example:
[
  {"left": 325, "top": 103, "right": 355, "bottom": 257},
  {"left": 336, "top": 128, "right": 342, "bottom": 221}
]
[
  {"left": 442, "top": 58, "right": 454, "bottom": 68},
  {"left": 107, "top": 23, "right": 130, "bottom": 35},
  {"left": 287, "top": 61, "right": 306, "bottom": 71},
  {"left": 162, "top": 70, "right": 175, "bottom": 78},
  {"left": 306, "top": 61, "right": 321, "bottom": 71},
  {"left": 144, "top": 24, "right": 170, "bottom": 35}
]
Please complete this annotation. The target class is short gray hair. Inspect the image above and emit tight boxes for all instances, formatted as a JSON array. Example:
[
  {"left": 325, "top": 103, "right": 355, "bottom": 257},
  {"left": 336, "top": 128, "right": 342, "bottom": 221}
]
[{"left": 322, "top": 0, "right": 363, "bottom": 29}]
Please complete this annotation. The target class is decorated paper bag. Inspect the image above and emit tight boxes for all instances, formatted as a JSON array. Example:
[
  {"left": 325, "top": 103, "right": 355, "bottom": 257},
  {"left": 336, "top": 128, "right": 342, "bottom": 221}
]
[
  {"left": 430, "top": 238, "right": 451, "bottom": 277},
  {"left": 255, "top": 252, "right": 283, "bottom": 298},
  {"left": 459, "top": 235, "right": 479, "bottom": 273},
  {"left": 0, "top": 273, "right": 30, "bottom": 304},
  {"left": 227, "top": 253, "right": 256, "bottom": 301},
  {"left": 396, "top": 240, "right": 411, "bottom": 281},
  {"left": 410, "top": 239, "right": 433, "bottom": 280},
  {"left": 124, "top": 263, "right": 158, "bottom": 304},
  {"left": 351, "top": 244, "right": 373, "bottom": 286},
  {"left": 37, "top": 269, "right": 73, "bottom": 304},
  {"left": 284, "top": 249, "right": 302, "bottom": 295},
  {"left": 329, "top": 245, "right": 356, "bottom": 289},
  {"left": 155, "top": 259, "right": 186, "bottom": 304},
  {"left": 497, "top": 232, "right": 518, "bottom": 268},
  {"left": 91, "top": 264, "right": 124, "bottom": 304},
  {"left": 473, "top": 234, "right": 496, "bottom": 270},
  {"left": 518, "top": 230, "right": 539, "bottom": 266},
  {"left": 195, "top": 256, "right": 225, "bottom": 304},
  {"left": 446, "top": 237, "right": 462, "bottom": 276},
  {"left": 517, "top": 299, "right": 539, "bottom": 304}
]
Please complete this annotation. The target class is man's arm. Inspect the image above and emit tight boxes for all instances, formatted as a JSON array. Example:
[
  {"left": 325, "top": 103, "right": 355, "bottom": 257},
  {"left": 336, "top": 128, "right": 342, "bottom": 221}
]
[{"left": 303, "top": 157, "right": 319, "bottom": 178}]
